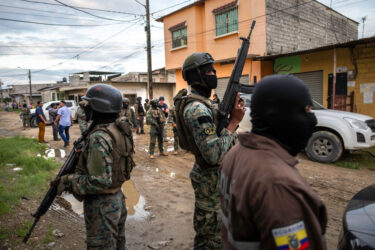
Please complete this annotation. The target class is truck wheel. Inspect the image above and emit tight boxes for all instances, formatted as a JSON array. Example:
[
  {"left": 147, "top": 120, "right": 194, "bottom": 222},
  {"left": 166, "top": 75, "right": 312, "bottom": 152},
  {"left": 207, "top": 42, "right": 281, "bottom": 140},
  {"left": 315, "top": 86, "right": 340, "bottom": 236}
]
[
  {"left": 30, "top": 117, "right": 37, "bottom": 128},
  {"left": 305, "top": 131, "right": 343, "bottom": 163}
]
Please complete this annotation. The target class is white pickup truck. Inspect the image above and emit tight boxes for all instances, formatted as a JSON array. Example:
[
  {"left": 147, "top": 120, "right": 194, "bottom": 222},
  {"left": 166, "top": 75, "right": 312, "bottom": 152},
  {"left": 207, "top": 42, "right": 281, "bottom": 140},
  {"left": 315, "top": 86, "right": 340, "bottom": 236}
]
[
  {"left": 30, "top": 100, "right": 78, "bottom": 127},
  {"left": 239, "top": 93, "right": 375, "bottom": 163}
]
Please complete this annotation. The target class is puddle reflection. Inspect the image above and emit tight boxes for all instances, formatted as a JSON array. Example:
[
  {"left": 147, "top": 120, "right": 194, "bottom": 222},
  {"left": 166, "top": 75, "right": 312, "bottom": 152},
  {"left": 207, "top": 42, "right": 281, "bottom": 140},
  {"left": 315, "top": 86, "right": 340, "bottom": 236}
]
[
  {"left": 61, "top": 180, "right": 149, "bottom": 221},
  {"left": 153, "top": 167, "right": 189, "bottom": 181}
]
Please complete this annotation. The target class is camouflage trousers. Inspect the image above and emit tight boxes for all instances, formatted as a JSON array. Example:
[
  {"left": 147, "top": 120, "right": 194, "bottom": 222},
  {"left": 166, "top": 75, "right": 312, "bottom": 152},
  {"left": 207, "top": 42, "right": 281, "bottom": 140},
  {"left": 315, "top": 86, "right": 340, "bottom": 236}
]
[
  {"left": 22, "top": 115, "right": 30, "bottom": 127},
  {"left": 79, "top": 120, "right": 88, "bottom": 134},
  {"left": 83, "top": 191, "right": 127, "bottom": 250},
  {"left": 190, "top": 163, "right": 222, "bottom": 250},
  {"left": 149, "top": 131, "right": 164, "bottom": 155},
  {"left": 173, "top": 130, "right": 179, "bottom": 151}
]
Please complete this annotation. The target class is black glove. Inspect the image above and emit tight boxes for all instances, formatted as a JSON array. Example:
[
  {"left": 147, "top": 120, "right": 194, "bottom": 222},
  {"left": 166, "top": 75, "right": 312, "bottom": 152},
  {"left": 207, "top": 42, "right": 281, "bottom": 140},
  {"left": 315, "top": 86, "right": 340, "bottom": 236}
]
[{"left": 50, "top": 176, "right": 69, "bottom": 196}]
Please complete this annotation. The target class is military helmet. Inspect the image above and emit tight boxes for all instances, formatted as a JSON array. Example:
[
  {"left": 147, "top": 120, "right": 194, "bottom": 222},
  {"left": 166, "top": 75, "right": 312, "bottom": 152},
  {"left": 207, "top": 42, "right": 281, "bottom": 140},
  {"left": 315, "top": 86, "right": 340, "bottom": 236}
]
[
  {"left": 122, "top": 97, "right": 130, "bottom": 103},
  {"left": 82, "top": 84, "right": 122, "bottom": 113},
  {"left": 150, "top": 98, "right": 159, "bottom": 106},
  {"left": 182, "top": 52, "right": 214, "bottom": 81}
]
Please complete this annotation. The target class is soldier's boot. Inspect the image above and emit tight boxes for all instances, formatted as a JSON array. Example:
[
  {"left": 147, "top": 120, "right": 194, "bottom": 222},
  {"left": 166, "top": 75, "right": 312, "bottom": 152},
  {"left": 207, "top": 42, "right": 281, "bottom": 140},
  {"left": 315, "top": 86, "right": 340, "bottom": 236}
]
[
  {"left": 173, "top": 151, "right": 179, "bottom": 155},
  {"left": 161, "top": 152, "right": 168, "bottom": 156},
  {"left": 150, "top": 154, "right": 155, "bottom": 159}
]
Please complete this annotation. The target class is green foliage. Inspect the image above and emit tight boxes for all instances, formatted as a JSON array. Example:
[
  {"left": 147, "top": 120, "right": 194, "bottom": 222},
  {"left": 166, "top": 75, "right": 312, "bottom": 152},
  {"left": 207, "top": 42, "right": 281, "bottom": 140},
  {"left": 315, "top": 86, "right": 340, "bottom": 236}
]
[
  {"left": 43, "top": 226, "right": 53, "bottom": 244},
  {"left": 15, "top": 220, "right": 32, "bottom": 238},
  {"left": 333, "top": 148, "right": 375, "bottom": 170},
  {"left": 0, "top": 137, "right": 60, "bottom": 215}
]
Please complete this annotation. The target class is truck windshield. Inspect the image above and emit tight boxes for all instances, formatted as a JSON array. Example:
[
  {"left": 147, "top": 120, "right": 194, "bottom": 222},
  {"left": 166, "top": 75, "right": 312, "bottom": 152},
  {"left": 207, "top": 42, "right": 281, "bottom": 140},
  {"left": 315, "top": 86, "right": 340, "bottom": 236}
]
[{"left": 312, "top": 100, "right": 325, "bottom": 110}]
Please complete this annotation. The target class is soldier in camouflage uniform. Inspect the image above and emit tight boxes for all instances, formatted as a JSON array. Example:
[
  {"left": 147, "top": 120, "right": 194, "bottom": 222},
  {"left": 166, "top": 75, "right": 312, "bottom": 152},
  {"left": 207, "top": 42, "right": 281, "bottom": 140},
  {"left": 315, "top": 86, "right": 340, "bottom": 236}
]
[
  {"left": 146, "top": 98, "right": 167, "bottom": 159},
  {"left": 53, "top": 84, "right": 134, "bottom": 249},
  {"left": 144, "top": 98, "right": 150, "bottom": 112},
  {"left": 21, "top": 103, "right": 30, "bottom": 129},
  {"left": 120, "top": 98, "right": 137, "bottom": 128},
  {"left": 76, "top": 101, "right": 88, "bottom": 134},
  {"left": 168, "top": 106, "right": 179, "bottom": 154},
  {"left": 176, "top": 53, "right": 245, "bottom": 249}
]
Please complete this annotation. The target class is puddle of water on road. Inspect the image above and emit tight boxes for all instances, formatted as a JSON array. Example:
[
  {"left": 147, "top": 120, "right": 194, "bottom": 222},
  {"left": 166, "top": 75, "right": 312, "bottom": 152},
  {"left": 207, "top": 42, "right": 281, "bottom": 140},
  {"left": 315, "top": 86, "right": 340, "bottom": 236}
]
[
  {"left": 61, "top": 180, "right": 149, "bottom": 221},
  {"left": 37, "top": 149, "right": 66, "bottom": 159},
  {"left": 153, "top": 167, "right": 189, "bottom": 181}
]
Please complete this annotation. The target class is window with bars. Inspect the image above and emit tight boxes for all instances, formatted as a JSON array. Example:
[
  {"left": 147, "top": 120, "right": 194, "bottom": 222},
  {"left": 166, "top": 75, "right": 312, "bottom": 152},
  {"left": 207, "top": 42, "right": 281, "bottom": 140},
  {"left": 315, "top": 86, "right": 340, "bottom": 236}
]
[
  {"left": 215, "top": 7, "right": 238, "bottom": 36},
  {"left": 172, "top": 27, "right": 187, "bottom": 48}
]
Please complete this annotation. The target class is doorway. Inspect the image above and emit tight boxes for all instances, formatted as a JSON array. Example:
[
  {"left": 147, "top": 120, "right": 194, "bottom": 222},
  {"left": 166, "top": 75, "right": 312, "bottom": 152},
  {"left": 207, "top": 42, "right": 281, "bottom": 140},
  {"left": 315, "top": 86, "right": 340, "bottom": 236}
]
[{"left": 328, "top": 73, "right": 347, "bottom": 110}]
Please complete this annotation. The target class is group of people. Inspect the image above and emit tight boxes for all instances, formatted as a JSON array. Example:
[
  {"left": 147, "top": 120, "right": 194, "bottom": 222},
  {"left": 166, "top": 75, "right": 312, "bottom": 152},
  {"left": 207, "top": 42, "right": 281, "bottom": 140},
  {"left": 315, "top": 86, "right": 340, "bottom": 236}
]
[
  {"left": 49, "top": 51, "right": 326, "bottom": 250},
  {"left": 36, "top": 100, "right": 73, "bottom": 147}
]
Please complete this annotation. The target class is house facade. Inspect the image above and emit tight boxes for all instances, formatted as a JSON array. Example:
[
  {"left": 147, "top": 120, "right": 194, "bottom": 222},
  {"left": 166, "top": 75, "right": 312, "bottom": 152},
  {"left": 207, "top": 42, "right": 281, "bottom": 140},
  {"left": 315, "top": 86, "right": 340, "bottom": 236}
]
[
  {"left": 255, "top": 37, "right": 375, "bottom": 118},
  {"left": 157, "top": 0, "right": 358, "bottom": 98}
]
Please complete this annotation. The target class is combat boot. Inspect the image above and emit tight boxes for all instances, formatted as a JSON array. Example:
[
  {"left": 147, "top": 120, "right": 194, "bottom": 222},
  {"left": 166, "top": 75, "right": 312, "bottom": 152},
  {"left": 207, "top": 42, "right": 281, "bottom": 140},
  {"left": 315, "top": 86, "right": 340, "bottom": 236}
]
[
  {"left": 150, "top": 154, "right": 155, "bottom": 159},
  {"left": 161, "top": 152, "right": 168, "bottom": 156},
  {"left": 173, "top": 151, "right": 179, "bottom": 155}
]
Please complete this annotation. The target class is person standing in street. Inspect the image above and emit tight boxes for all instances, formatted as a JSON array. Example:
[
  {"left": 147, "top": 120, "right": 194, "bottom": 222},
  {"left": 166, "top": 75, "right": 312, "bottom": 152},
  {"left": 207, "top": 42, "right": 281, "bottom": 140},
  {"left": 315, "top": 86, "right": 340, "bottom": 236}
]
[
  {"left": 54, "top": 100, "right": 72, "bottom": 147},
  {"left": 174, "top": 52, "right": 245, "bottom": 249},
  {"left": 76, "top": 101, "right": 88, "bottom": 134},
  {"left": 158, "top": 96, "right": 169, "bottom": 141},
  {"left": 21, "top": 103, "right": 30, "bottom": 130},
  {"left": 36, "top": 101, "right": 48, "bottom": 143},
  {"left": 120, "top": 98, "right": 137, "bottom": 129},
  {"left": 134, "top": 96, "right": 145, "bottom": 134},
  {"left": 168, "top": 106, "right": 179, "bottom": 155},
  {"left": 52, "top": 84, "right": 135, "bottom": 249},
  {"left": 220, "top": 75, "right": 327, "bottom": 250},
  {"left": 144, "top": 98, "right": 150, "bottom": 112},
  {"left": 48, "top": 103, "right": 60, "bottom": 141},
  {"left": 146, "top": 98, "right": 167, "bottom": 159}
]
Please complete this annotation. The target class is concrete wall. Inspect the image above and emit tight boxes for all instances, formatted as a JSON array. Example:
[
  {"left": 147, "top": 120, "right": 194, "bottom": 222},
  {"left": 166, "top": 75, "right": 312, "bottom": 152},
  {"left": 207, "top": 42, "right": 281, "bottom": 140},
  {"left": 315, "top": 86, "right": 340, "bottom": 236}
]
[{"left": 265, "top": 0, "right": 358, "bottom": 55}]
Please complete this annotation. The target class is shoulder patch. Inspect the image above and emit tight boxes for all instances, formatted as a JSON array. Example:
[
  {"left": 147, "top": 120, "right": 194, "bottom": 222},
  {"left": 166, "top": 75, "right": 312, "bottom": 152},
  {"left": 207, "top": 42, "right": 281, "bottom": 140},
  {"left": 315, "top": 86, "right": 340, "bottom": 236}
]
[
  {"left": 204, "top": 127, "right": 216, "bottom": 135},
  {"left": 272, "top": 221, "right": 309, "bottom": 250},
  {"left": 197, "top": 116, "right": 213, "bottom": 124}
]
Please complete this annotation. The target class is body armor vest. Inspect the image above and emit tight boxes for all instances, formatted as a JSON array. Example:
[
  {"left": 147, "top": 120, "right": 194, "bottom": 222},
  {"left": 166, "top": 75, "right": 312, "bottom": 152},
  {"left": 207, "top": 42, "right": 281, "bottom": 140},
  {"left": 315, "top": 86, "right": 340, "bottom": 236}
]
[
  {"left": 76, "top": 117, "right": 135, "bottom": 190},
  {"left": 174, "top": 89, "right": 218, "bottom": 168}
]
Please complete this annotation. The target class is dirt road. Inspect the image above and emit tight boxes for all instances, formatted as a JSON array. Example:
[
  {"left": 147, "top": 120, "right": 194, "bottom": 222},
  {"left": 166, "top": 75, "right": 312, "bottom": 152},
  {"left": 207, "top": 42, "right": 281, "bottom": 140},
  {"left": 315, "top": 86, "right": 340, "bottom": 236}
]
[{"left": 1, "top": 111, "right": 374, "bottom": 249}]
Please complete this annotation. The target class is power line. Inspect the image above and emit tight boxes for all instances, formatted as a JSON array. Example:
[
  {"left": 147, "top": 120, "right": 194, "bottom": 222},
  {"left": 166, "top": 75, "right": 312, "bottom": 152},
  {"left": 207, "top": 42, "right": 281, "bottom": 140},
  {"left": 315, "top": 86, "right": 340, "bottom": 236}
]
[
  {"left": 0, "top": 17, "right": 125, "bottom": 26},
  {"left": 0, "top": 9, "right": 140, "bottom": 23},
  {"left": 151, "top": 0, "right": 194, "bottom": 14},
  {"left": 16, "top": 0, "right": 145, "bottom": 16},
  {"left": 52, "top": 0, "right": 131, "bottom": 22}
]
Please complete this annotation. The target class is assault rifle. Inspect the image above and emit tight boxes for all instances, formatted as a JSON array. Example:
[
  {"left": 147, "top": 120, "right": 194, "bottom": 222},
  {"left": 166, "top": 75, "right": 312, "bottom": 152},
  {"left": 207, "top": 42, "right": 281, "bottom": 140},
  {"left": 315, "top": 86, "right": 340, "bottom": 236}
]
[
  {"left": 217, "top": 20, "right": 256, "bottom": 134},
  {"left": 23, "top": 122, "right": 96, "bottom": 243}
]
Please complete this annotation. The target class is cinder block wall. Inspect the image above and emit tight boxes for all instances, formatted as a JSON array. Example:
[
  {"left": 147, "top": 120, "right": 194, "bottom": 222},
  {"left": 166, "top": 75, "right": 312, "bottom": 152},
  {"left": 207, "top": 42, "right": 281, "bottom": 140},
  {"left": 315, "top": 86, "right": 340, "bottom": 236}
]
[{"left": 265, "top": 0, "right": 358, "bottom": 55}]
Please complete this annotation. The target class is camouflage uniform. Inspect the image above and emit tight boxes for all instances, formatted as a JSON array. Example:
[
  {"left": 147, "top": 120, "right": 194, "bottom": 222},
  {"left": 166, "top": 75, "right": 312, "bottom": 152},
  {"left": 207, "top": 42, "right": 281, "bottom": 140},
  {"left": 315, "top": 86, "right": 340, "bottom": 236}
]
[
  {"left": 183, "top": 91, "right": 237, "bottom": 249},
  {"left": 144, "top": 102, "right": 150, "bottom": 112},
  {"left": 146, "top": 106, "right": 166, "bottom": 155},
  {"left": 76, "top": 106, "right": 88, "bottom": 133},
  {"left": 120, "top": 107, "right": 136, "bottom": 128},
  {"left": 21, "top": 107, "right": 30, "bottom": 128},
  {"left": 169, "top": 106, "right": 179, "bottom": 152},
  {"left": 66, "top": 129, "right": 127, "bottom": 249}
]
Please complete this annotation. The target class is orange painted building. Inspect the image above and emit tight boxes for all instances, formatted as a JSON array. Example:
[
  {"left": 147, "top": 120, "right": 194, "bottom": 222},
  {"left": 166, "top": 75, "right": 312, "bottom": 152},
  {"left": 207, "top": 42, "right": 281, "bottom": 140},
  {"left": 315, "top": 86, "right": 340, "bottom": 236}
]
[{"left": 157, "top": 0, "right": 357, "bottom": 98}]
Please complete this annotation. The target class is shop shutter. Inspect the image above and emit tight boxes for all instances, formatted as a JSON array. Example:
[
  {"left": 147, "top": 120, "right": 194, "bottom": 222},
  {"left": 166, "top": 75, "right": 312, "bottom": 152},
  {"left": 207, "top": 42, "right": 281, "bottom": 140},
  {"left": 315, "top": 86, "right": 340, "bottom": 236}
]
[
  {"left": 215, "top": 75, "right": 249, "bottom": 100},
  {"left": 293, "top": 71, "right": 323, "bottom": 105}
]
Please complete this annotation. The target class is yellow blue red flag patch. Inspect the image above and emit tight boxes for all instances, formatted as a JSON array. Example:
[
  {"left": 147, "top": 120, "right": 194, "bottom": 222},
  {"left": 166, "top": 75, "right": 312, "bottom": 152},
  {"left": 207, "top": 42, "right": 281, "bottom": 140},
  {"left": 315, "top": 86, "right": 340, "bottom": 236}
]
[{"left": 272, "top": 221, "right": 310, "bottom": 250}]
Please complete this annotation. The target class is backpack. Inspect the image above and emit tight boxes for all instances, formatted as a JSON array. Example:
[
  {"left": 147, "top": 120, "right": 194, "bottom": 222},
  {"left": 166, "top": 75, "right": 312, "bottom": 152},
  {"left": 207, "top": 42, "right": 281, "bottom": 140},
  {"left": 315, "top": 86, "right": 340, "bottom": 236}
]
[{"left": 173, "top": 89, "right": 218, "bottom": 167}]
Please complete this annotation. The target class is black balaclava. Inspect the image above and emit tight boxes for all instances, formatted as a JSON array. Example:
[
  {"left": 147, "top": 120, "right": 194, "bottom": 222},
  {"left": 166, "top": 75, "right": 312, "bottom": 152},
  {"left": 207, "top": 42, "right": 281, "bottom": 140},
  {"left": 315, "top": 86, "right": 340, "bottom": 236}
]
[
  {"left": 251, "top": 75, "right": 317, "bottom": 156},
  {"left": 187, "top": 63, "right": 217, "bottom": 98},
  {"left": 123, "top": 102, "right": 129, "bottom": 109},
  {"left": 92, "top": 110, "right": 117, "bottom": 124}
]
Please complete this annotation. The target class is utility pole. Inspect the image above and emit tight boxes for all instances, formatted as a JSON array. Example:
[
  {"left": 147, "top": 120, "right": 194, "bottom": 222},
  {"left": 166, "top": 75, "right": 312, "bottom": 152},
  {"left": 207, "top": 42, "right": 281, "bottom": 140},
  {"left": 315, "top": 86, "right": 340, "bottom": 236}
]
[
  {"left": 28, "top": 70, "right": 32, "bottom": 104},
  {"left": 145, "top": 0, "right": 153, "bottom": 99},
  {"left": 362, "top": 16, "right": 367, "bottom": 38}
]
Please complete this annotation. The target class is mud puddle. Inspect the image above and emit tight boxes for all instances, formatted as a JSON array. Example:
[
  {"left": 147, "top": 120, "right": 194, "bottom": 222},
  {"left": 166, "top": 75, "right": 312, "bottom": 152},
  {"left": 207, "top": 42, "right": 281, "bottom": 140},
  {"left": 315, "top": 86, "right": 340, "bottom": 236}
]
[
  {"left": 153, "top": 167, "right": 189, "bottom": 181},
  {"left": 61, "top": 180, "right": 149, "bottom": 221}
]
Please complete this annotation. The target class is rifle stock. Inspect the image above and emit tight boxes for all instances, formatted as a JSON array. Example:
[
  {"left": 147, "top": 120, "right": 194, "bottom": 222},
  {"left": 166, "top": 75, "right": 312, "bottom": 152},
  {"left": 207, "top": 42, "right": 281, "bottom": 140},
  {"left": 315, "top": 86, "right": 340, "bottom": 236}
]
[
  {"left": 23, "top": 122, "right": 96, "bottom": 243},
  {"left": 217, "top": 20, "right": 256, "bottom": 134}
]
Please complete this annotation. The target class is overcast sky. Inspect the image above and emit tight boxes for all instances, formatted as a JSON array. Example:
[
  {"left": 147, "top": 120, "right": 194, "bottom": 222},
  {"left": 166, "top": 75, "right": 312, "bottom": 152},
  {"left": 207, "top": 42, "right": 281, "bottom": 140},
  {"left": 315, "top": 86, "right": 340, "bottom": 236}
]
[{"left": 0, "top": 0, "right": 374, "bottom": 86}]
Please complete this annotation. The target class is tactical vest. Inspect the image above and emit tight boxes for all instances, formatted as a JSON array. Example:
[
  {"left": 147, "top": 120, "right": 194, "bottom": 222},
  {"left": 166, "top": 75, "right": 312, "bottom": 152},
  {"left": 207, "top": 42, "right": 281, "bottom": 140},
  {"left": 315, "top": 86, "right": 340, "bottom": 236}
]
[
  {"left": 174, "top": 89, "right": 218, "bottom": 168},
  {"left": 76, "top": 117, "right": 136, "bottom": 190}
]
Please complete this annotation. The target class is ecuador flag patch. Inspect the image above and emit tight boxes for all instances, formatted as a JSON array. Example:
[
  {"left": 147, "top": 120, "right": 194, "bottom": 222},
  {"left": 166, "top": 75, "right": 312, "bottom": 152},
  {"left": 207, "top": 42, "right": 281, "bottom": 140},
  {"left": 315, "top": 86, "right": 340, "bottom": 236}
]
[{"left": 272, "top": 221, "right": 310, "bottom": 250}]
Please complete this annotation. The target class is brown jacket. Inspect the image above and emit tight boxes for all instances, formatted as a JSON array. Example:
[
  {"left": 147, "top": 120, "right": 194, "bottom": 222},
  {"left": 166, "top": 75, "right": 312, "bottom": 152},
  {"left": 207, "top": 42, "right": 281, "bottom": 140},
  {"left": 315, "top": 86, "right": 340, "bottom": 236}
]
[{"left": 220, "top": 132, "right": 327, "bottom": 250}]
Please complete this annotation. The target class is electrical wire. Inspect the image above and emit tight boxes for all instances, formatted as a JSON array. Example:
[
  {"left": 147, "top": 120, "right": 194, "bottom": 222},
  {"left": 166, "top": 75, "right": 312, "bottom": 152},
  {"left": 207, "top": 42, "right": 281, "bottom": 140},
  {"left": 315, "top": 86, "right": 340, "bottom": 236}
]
[
  {"left": 52, "top": 0, "right": 132, "bottom": 22},
  {"left": 16, "top": 0, "right": 145, "bottom": 16},
  {"left": 0, "top": 17, "right": 124, "bottom": 26}
]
